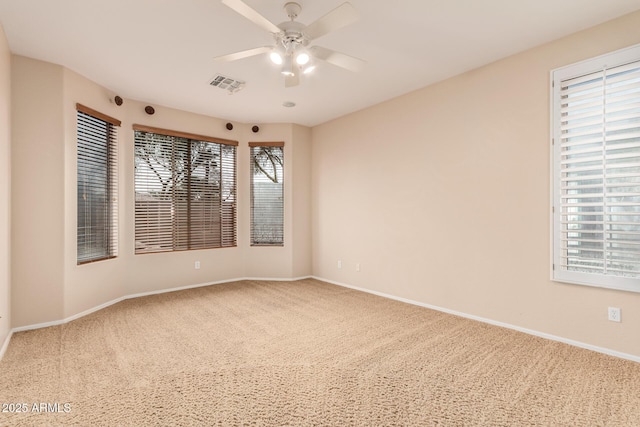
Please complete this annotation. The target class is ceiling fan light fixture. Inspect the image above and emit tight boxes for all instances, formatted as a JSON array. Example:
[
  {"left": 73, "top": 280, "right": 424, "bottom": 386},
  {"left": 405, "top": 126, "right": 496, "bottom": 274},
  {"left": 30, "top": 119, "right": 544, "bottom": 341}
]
[
  {"left": 295, "top": 52, "right": 310, "bottom": 65},
  {"left": 270, "top": 51, "right": 283, "bottom": 65},
  {"left": 302, "top": 64, "right": 316, "bottom": 74}
]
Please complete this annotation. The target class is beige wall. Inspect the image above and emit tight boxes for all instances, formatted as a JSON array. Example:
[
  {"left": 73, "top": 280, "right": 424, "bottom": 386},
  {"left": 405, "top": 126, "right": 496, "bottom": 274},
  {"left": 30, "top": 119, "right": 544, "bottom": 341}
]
[
  {"left": 0, "top": 25, "right": 11, "bottom": 347},
  {"left": 61, "top": 67, "right": 127, "bottom": 319},
  {"left": 122, "top": 98, "right": 250, "bottom": 298},
  {"left": 11, "top": 56, "right": 65, "bottom": 326},
  {"left": 292, "top": 124, "right": 312, "bottom": 278},
  {"left": 242, "top": 123, "right": 293, "bottom": 278},
  {"left": 311, "top": 11, "right": 640, "bottom": 357},
  {"left": 242, "top": 123, "right": 312, "bottom": 279},
  {"left": 10, "top": 58, "right": 312, "bottom": 327}
]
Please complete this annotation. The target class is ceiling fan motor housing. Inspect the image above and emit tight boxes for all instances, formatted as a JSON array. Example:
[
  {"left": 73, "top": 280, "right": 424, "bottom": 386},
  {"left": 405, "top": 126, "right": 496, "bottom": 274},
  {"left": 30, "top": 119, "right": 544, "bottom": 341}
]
[{"left": 276, "top": 20, "right": 308, "bottom": 51}]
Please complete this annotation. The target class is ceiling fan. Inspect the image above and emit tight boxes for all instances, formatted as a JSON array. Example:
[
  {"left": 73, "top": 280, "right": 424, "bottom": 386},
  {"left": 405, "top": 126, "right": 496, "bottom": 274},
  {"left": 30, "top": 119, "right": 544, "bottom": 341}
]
[{"left": 214, "top": 0, "right": 365, "bottom": 87}]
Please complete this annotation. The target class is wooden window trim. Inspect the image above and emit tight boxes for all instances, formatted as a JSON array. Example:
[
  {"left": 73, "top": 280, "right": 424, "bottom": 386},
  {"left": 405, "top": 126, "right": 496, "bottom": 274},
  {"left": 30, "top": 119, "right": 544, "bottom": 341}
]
[
  {"left": 249, "top": 141, "right": 284, "bottom": 147},
  {"left": 133, "top": 124, "right": 238, "bottom": 147},
  {"left": 76, "top": 103, "right": 121, "bottom": 127}
]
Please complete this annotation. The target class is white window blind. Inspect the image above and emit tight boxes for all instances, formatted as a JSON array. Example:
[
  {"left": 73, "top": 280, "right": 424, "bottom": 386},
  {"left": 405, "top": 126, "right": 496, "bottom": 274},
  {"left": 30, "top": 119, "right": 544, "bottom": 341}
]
[
  {"left": 134, "top": 125, "right": 237, "bottom": 254},
  {"left": 250, "top": 142, "right": 284, "bottom": 246},
  {"left": 552, "top": 45, "right": 640, "bottom": 292},
  {"left": 76, "top": 104, "right": 120, "bottom": 264}
]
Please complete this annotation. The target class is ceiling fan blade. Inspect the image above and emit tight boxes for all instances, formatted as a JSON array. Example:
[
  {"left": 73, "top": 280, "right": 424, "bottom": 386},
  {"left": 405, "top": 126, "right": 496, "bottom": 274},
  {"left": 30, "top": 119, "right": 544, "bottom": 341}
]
[
  {"left": 285, "top": 72, "right": 300, "bottom": 88},
  {"left": 214, "top": 46, "right": 272, "bottom": 62},
  {"left": 304, "top": 2, "right": 358, "bottom": 41},
  {"left": 221, "top": 0, "right": 281, "bottom": 34},
  {"left": 309, "top": 46, "right": 365, "bottom": 72}
]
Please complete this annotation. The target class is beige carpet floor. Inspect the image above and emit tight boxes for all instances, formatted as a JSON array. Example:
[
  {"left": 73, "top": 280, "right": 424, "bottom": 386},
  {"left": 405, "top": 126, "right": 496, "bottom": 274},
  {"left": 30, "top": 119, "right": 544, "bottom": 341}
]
[{"left": 1, "top": 278, "right": 639, "bottom": 426}]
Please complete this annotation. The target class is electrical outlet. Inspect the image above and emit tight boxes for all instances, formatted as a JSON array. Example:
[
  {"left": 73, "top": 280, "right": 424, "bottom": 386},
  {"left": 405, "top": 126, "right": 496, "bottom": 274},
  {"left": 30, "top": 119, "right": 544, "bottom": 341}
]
[
  {"left": 195, "top": 261, "right": 200, "bottom": 270},
  {"left": 337, "top": 260, "right": 342, "bottom": 269},
  {"left": 608, "top": 307, "right": 621, "bottom": 322},
  {"left": 356, "top": 263, "right": 360, "bottom": 272}
]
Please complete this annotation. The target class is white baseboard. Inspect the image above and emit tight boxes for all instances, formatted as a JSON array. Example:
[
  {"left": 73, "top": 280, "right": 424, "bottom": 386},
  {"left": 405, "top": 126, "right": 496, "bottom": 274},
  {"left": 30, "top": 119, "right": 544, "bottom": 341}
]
[
  {"left": 0, "top": 330, "right": 12, "bottom": 361},
  {"left": 312, "top": 276, "right": 640, "bottom": 364},
  {"left": 243, "top": 276, "right": 313, "bottom": 282}
]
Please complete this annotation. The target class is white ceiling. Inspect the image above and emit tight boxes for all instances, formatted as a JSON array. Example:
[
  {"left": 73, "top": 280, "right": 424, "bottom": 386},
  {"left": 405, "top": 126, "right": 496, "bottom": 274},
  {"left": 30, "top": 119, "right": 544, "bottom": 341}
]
[{"left": 1, "top": 0, "right": 640, "bottom": 127}]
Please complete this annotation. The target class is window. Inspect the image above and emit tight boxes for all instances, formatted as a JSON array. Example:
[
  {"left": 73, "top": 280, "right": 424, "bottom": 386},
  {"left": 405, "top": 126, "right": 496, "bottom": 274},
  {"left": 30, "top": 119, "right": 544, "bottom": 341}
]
[
  {"left": 134, "top": 125, "right": 237, "bottom": 254},
  {"left": 552, "top": 45, "right": 640, "bottom": 292},
  {"left": 76, "top": 104, "right": 120, "bottom": 264},
  {"left": 250, "top": 142, "right": 284, "bottom": 246}
]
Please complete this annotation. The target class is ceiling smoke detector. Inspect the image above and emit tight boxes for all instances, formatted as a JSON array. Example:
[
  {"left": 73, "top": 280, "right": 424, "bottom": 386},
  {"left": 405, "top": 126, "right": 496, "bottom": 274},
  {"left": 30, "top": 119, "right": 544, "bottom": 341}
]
[{"left": 209, "top": 74, "right": 245, "bottom": 94}]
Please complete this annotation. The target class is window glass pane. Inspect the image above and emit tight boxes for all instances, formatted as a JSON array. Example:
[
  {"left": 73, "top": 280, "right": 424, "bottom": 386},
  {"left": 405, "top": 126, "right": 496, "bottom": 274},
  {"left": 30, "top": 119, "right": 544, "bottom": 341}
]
[
  {"left": 250, "top": 145, "right": 284, "bottom": 245},
  {"left": 134, "top": 130, "right": 237, "bottom": 254}
]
